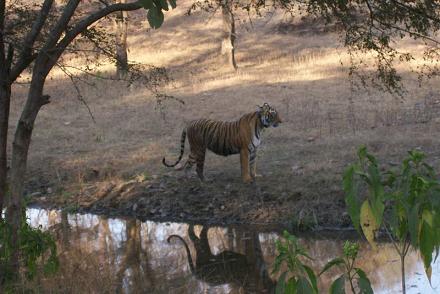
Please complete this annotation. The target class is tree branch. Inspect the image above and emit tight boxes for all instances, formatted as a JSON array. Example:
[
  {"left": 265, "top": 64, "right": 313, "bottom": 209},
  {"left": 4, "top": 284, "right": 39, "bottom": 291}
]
[
  {"left": 10, "top": 0, "right": 54, "bottom": 82},
  {"left": 55, "top": 1, "right": 142, "bottom": 55},
  {"left": 44, "top": 0, "right": 80, "bottom": 50}
]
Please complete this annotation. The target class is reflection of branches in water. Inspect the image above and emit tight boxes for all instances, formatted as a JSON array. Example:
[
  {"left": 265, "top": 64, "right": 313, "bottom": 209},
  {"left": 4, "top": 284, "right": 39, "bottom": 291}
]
[{"left": 116, "top": 219, "right": 155, "bottom": 293}]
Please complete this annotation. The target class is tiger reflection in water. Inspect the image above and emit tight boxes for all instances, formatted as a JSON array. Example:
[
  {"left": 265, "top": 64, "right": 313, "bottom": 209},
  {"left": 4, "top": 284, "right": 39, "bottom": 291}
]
[{"left": 167, "top": 225, "right": 275, "bottom": 293}]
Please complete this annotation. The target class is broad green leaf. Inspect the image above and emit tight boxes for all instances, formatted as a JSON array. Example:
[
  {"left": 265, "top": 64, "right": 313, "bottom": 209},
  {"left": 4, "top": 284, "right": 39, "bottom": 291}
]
[
  {"left": 286, "top": 277, "right": 297, "bottom": 294},
  {"left": 275, "top": 271, "right": 287, "bottom": 294},
  {"left": 355, "top": 268, "right": 374, "bottom": 294},
  {"left": 303, "top": 265, "right": 318, "bottom": 293},
  {"left": 330, "top": 274, "right": 346, "bottom": 294},
  {"left": 422, "top": 209, "right": 433, "bottom": 226},
  {"left": 147, "top": 6, "right": 164, "bottom": 29},
  {"left": 168, "top": 0, "right": 176, "bottom": 8},
  {"left": 139, "top": 0, "right": 154, "bottom": 9},
  {"left": 408, "top": 203, "right": 420, "bottom": 247},
  {"left": 296, "top": 276, "right": 314, "bottom": 294},
  {"left": 319, "top": 257, "right": 345, "bottom": 276},
  {"left": 360, "top": 200, "right": 379, "bottom": 250},
  {"left": 155, "top": 0, "right": 169, "bottom": 11},
  {"left": 420, "top": 221, "right": 434, "bottom": 281},
  {"left": 344, "top": 165, "right": 361, "bottom": 232}
]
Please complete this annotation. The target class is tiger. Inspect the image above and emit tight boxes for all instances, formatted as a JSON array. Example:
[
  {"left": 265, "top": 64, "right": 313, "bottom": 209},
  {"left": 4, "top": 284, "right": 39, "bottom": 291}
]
[{"left": 162, "top": 103, "right": 282, "bottom": 183}]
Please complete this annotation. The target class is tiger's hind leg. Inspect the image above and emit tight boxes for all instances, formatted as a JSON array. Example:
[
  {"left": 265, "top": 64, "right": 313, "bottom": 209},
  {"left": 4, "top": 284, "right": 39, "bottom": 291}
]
[
  {"left": 185, "top": 148, "right": 206, "bottom": 181},
  {"left": 195, "top": 149, "right": 206, "bottom": 182}
]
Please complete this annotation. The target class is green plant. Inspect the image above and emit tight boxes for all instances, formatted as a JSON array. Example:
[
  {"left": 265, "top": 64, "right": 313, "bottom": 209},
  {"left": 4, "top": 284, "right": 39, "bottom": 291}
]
[
  {"left": 320, "top": 241, "right": 373, "bottom": 294},
  {"left": 344, "top": 146, "right": 440, "bottom": 294},
  {"left": 272, "top": 231, "right": 318, "bottom": 294},
  {"left": 0, "top": 215, "right": 59, "bottom": 290}
]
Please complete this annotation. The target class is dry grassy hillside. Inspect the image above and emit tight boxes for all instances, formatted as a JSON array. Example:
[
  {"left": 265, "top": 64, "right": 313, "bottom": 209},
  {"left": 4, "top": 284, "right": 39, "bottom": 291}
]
[{"left": 11, "top": 1, "right": 440, "bottom": 226}]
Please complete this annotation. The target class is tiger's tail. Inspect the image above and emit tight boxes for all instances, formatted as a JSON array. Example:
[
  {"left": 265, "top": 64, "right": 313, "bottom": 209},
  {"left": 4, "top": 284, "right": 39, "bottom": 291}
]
[{"left": 162, "top": 129, "right": 187, "bottom": 168}]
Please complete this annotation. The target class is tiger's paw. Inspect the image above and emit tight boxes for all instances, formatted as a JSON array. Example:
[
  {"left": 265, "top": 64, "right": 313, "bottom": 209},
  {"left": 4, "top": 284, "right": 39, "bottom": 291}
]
[{"left": 242, "top": 176, "right": 253, "bottom": 184}]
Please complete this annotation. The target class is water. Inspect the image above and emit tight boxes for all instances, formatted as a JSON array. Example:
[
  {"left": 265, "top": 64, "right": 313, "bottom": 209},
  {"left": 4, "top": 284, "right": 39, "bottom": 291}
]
[{"left": 26, "top": 208, "right": 439, "bottom": 293}]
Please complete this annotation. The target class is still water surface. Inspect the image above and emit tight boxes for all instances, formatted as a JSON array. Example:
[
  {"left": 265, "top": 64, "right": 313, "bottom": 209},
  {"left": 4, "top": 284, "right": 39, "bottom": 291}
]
[{"left": 27, "top": 208, "right": 439, "bottom": 293}]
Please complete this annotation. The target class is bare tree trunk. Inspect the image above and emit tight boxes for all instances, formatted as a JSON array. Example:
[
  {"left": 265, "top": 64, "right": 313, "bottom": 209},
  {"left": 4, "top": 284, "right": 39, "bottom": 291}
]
[
  {"left": 0, "top": 6, "right": 13, "bottom": 217},
  {"left": 115, "top": 0, "right": 128, "bottom": 78},
  {"left": 221, "top": 0, "right": 237, "bottom": 70},
  {"left": 6, "top": 65, "right": 50, "bottom": 279},
  {"left": 0, "top": 71, "right": 11, "bottom": 215}
]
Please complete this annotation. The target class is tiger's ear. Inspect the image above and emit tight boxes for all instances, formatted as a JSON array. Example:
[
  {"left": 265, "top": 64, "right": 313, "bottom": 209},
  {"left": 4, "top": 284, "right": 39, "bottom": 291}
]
[{"left": 256, "top": 104, "right": 262, "bottom": 112}]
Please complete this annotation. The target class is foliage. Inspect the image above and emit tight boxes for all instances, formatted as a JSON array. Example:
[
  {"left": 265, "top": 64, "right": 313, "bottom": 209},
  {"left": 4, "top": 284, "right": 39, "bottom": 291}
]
[
  {"left": 320, "top": 241, "right": 373, "bottom": 294},
  {"left": 189, "top": 0, "right": 440, "bottom": 94},
  {"left": 273, "top": 231, "right": 318, "bottom": 294},
  {"left": 344, "top": 146, "right": 440, "bottom": 293},
  {"left": 0, "top": 216, "right": 59, "bottom": 288}
]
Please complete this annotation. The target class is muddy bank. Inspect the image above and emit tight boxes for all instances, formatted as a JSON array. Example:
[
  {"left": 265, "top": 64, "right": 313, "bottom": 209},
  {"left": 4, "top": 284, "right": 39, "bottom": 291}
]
[{"left": 28, "top": 171, "right": 352, "bottom": 230}]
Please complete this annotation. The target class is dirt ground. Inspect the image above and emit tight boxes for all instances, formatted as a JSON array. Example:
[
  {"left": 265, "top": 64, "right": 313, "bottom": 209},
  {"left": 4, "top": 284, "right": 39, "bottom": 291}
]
[{"left": 11, "top": 1, "right": 440, "bottom": 229}]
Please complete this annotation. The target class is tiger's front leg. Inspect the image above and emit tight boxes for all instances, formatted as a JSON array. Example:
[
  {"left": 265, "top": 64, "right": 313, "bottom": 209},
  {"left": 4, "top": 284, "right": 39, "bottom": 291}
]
[
  {"left": 250, "top": 150, "right": 257, "bottom": 179},
  {"left": 240, "top": 148, "right": 253, "bottom": 183}
]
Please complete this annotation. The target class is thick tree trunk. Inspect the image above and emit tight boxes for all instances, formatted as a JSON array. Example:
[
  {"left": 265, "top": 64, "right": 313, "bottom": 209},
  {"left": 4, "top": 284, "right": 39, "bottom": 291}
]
[
  {"left": 6, "top": 67, "right": 50, "bottom": 279},
  {"left": 0, "top": 73, "right": 10, "bottom": 215},
  {"left": 115, "top": 0, "right": 128, "bottom": 78},
  {"left": 221, "top": 0, "right": 237, "bottom": 70}
]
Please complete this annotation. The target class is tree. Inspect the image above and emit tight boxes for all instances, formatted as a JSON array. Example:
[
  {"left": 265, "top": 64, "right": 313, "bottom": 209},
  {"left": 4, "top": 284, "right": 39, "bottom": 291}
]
[
  {"left": 0, "top": 0, "right": 174, "bottom": 283},
  {"left": 189, "top": 0, "right": 238, "bottom": 69},
  {"left": 114, "top": 0, "right": 129, "bottom": 78},
  {"left": 220, "top": 0, "right": 237, "bottom": 69},
  {"left": 190, "top": 0, "right": 440, "bottom": 94}
]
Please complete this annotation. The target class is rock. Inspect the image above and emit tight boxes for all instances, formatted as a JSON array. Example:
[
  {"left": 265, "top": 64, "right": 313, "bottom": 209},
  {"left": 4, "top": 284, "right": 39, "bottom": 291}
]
[
  {"left": 30, "top": 192, "right": 42, "bottom": 198},
  {"left": 220, "top": 205, "right": 225, "bottom": 210},
  {"left": 307, "top": 136, "right": 316, "bottom": 142},
  {"left": 47, "top": 187, "right": 53, "bottom": 194},
  {"left": 132, "top": 203, "right": 138, "bottom": 212}
]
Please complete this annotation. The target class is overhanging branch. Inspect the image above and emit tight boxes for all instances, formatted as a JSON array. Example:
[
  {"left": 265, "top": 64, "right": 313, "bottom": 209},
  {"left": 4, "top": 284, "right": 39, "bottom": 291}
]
[{"left": 10, "top": 0, "right": 54, "bottom": 82}]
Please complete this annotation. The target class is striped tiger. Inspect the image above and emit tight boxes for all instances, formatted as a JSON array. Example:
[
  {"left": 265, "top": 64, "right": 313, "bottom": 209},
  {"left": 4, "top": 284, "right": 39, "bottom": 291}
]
[{"left": 162, "top": 103, "right": 282, "bottom": 183}]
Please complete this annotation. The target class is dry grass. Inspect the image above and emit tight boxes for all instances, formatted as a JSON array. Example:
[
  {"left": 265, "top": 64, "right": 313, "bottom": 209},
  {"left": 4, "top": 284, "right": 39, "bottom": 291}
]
[{"left": 9, "top": 1, "right": 440, "bottom": 208}]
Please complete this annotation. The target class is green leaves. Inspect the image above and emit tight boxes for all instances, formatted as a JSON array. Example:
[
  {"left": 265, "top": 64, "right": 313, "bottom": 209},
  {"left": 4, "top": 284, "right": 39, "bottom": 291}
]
[
  {"left": 344, "top": 165, "right": 361, "bottom": 232},
  {"left": 273, "top": 231, "right": 318, "bottom": 294},
  {"left": 356, "top": 269, "right": 374, "bottom": 294},
  {"left": 0, "top": 217, "right": 59, "bottom": 285},
  {"left": 344, "top": 146, "right": 440, "bottom": 291},
  {"left": 321, "top": 241, "right": 372, "bottom": 294},
  {"left": 329, "top": 275, "right": 345, "bottom": 294},
  {"left": 360, "top": 200, "right": 379, "bottom": 250},
  {"left": 319, "top": 257, "right": 344, "bottom": 276},
  {"left": 139, "top": 0, "right": 154, "bottom": 9},
  {"left": 147, "top": 7, "right": 164, "bottom": 29},
  {"left": 138, "top": 0, "right": 176, "bottom": 29}
]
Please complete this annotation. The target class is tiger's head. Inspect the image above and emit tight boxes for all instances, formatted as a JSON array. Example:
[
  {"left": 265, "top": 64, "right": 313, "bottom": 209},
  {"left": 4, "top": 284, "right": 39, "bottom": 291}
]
[{"left": 258, "top": 103, "right": 282, "bottom": 128}]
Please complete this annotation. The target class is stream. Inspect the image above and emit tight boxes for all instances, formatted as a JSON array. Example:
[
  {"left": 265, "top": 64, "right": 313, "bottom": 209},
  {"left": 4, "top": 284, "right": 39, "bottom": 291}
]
[{"left": 27, "top": 208, "right": 439, "bottom": 293}]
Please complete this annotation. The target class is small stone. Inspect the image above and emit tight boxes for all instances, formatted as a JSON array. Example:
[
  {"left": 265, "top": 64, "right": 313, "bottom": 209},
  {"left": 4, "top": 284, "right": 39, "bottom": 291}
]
[
  {"left": 30, "top": 192, "right": 42, "bottom": 197},
  {"left": 132, "top": 203, "right": 138, "bottom": 212},
  {"left": 47, "top": 187, "right": 53, "bottom": 194},
  {"left": 307, "top": 136, "right": 316, "bottom": 142},
  {"left": 152, "top": 174, "right": 159, "bottom": 180},
  {"left": 220, "top": 205, "right": 225, "bottom": 210}
]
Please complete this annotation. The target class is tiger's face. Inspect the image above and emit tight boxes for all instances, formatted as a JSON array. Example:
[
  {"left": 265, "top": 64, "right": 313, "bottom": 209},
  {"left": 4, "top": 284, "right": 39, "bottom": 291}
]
[{"left": 258, "top": 103, "right": 282, "bottom": 128}]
